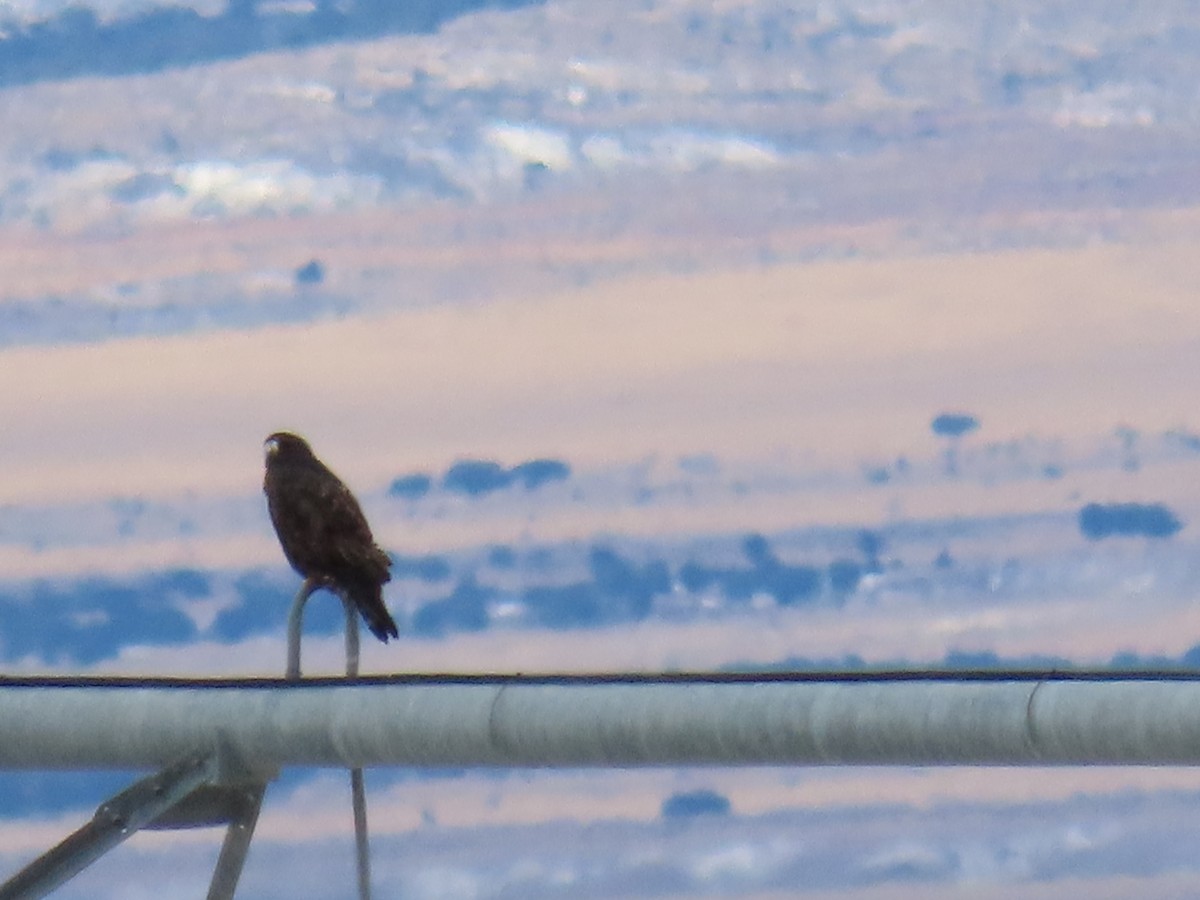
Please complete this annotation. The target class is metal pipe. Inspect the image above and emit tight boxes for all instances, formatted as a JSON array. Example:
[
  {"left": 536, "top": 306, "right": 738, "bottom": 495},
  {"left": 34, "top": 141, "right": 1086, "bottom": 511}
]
[
  {"left": 285, "top": 578, "right": 320, "bottom": 681},
  {"left": 4, "top": 675, "right": 1200, "bottom": 770}
]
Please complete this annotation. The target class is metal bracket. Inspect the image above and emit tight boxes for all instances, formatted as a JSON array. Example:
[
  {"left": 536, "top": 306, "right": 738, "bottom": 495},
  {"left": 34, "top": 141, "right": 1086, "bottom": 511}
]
[
  {"left": 0, "top": 577, "right": 373, "bottom": 900},
  {"left": 0, "top": 750, "right": 270, "bottom": 900}
]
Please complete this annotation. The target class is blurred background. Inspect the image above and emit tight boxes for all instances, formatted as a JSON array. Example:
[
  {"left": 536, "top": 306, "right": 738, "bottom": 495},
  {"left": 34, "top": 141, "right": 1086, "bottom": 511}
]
[{"left": 3, "top": 1, "right": 1200, "bottom": 897}]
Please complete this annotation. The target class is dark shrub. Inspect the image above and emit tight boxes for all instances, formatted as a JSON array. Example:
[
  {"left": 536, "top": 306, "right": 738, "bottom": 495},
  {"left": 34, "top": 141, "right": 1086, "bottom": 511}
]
[
  {"left": 443, "top": 460, "right": 512, "bottom": 496},
  {"left": 1079, "top": 502, "right": 1182, "bottom": 540},
  {"left": 661, "top": 789, "right": 731, "bottom": 819}
]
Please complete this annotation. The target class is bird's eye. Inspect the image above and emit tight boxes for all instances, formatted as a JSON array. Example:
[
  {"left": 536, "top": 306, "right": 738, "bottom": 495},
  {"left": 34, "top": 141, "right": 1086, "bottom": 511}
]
[{"left": 265, "top": 438, "right": 279, "bottom": 455}]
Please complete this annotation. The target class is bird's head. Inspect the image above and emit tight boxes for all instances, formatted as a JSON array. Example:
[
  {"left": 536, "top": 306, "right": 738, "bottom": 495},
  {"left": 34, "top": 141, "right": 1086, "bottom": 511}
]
[{"left": 265, "top": 431, "right": 312, "bottom": 462}]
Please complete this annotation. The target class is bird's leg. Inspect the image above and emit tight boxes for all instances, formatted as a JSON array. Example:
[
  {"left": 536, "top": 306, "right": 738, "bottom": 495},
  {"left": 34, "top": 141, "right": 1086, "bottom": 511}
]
[{"left": 285, "top": 577, "right": 322, "bottom": 680}]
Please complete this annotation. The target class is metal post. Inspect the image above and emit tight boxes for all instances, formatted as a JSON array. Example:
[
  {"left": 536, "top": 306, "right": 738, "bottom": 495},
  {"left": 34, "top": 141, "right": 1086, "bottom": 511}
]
[
  {"left": 342, "top": 596, "right": 361, "bottom": 679},
  {"left": 349, "top": 771, "right": 372, "bottom": 900},
  {"left": 0, "top": 753, "right": 216, "bottom": 900},
  {"left": 286, "top": 577, "right": 320, "bottom": 681},
  {"left": 288, "top": 582, "right": 374, "bottom": 900},
  {"left": 341, "top": 598, "right": 372, "bottom": 900}
]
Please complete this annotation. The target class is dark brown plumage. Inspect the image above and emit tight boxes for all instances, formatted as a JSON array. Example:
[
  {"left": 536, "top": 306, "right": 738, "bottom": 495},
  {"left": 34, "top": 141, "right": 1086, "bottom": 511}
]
[{"left": 263, "top": 431, "right": 398, "bottom": 642}]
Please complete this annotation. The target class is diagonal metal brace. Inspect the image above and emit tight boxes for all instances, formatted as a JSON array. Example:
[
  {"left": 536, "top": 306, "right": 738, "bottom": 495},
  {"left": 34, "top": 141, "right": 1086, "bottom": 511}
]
[
  {"left": 203, "top": 781, "right": 267, "bottom": 900},
  {"left": 0, "top": 752, "right": 217, "bottom": 900}
]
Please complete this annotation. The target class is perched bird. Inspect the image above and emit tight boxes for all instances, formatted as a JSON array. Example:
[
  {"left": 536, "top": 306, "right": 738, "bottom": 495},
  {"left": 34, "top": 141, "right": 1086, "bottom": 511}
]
[{"left": 263, "top": 431, "right": 398, "bottom": 642}]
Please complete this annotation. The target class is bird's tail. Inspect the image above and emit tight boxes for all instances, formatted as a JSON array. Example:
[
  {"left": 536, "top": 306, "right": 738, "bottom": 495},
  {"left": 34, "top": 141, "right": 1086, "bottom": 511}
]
[{"left": 350, "top": 582, "right": 399, "bottom": 643}]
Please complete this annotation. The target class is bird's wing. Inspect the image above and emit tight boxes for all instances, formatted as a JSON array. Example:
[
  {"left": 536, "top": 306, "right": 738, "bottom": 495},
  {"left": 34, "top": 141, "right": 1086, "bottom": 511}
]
[{"left": 302, "top": 464, "right": 392, "bottom": 583}]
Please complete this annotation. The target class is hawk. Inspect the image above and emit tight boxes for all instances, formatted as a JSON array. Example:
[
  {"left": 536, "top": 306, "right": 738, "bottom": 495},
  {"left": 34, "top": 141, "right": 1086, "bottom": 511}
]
[{"left": 263, "top": 431, "right": 399, "bottom": 642}]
